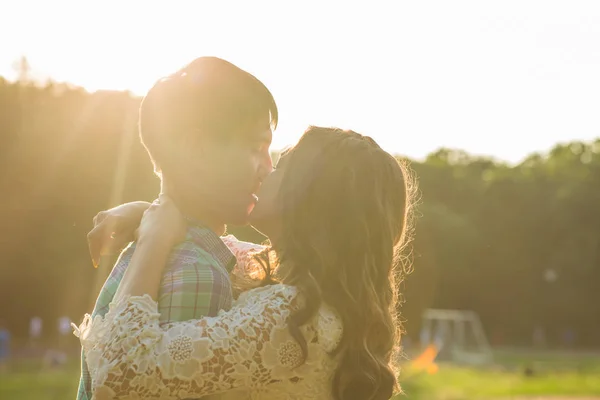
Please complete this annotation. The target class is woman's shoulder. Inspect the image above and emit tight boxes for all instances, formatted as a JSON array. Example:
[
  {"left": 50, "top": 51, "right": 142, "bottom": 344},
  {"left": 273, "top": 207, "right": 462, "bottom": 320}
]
[{"left": 235, "top": 284, "right": 343, "bottom": 352}]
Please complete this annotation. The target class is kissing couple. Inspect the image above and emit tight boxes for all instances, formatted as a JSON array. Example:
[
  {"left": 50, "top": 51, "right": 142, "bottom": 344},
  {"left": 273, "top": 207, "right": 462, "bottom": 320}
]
[{"left": 75, "top": 56, "right": 415, "bottom": 400}]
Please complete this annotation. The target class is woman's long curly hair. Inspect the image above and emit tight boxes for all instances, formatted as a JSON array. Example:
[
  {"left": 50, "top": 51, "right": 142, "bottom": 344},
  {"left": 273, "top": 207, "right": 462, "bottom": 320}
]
[{"left": 256, "top": 126, "right": 415, "bottom": 400}]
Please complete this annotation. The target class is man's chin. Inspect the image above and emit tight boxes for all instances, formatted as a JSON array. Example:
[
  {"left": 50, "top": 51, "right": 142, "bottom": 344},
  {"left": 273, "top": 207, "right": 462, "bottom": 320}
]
[
  {"left": 227, "top": 219, "right": 251, "bottom": 228},
  {"left": 225, "top": 212, "right": 252, "bottom": 228}
]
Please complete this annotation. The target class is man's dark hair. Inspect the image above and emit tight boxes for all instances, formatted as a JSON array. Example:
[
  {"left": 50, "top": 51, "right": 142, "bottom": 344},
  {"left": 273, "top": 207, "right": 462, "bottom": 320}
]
[{"left": 139, "top": 57, "right": 278, "bottom": 172}]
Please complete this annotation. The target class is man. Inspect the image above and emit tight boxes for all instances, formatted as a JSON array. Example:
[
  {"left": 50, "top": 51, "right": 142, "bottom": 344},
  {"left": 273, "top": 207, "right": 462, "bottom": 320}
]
[{"left": 77, "top": 57, "right": 277, "bottom": 400}]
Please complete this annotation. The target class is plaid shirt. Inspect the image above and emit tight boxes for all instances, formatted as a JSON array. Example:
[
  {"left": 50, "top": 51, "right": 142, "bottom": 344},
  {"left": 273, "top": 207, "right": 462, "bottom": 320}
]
[{"left": 76, "top": 224, "right": 236, "bottom": 400}]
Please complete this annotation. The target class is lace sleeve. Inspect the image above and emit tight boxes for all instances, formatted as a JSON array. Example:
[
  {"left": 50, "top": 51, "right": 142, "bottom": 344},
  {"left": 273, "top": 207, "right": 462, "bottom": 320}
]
[{"left": 74, "top": 285, "right": 304, "bottom": 399}]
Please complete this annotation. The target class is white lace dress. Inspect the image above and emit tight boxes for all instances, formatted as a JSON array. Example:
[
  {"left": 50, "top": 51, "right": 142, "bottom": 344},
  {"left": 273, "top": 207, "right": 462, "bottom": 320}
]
[{"left": 74, "top": 237, "right": 344, "bottom": 400}]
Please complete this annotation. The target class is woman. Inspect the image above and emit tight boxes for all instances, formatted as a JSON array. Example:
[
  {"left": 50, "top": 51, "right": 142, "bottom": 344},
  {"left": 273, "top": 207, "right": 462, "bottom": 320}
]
[{"left": 76, "top": 126, "right": 414, "bottom": 400}]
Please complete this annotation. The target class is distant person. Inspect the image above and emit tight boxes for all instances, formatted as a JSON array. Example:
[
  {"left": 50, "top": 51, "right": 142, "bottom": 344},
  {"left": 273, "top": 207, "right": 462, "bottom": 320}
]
[
  {"left": 29, "top": 316, "right": 42, "bottom": 349},
  {"left": 563, "top": 328, "right": 576, "bottom": 348},
  {"left": 57, "top": 316, "right": 71, "bottom": 350},
  {"left": 533, "top": 325, "right": 546, "bottom": 349},
  {"left": 58, "top": 316, "right": 71, "bottom": 336},
  {"left": 0, "top": 319, "right": 10, "bottom": 372},
  {"left": 41, "top": 316, "right": 73, "bottom": 370}
]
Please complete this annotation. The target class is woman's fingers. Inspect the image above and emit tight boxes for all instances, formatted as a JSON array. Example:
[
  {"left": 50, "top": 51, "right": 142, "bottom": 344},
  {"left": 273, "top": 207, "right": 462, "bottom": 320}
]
[
  {"left": 137, "top": 195, "right": 187, "bottom": 247},
  {"left": 92, "top": 210, "right": 107, "bottom": 227},
  {"left": 87, "top": 201, "right": 154, "bottom": 267},
  {"left": 88, "top": 215, "right": 136, "bottom": 268}
]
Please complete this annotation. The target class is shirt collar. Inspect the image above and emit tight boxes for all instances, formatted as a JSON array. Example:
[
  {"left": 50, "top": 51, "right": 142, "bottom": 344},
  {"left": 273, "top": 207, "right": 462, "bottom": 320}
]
[{"left": 185, "top": 218, "right": 236, "bottom": 272}]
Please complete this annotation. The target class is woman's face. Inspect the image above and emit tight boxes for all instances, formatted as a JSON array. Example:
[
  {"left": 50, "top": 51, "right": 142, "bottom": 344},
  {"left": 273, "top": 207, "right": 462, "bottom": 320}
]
[
  {"left": 247, "top": 150, "right": 290, "bottom": 239},
  {"left": 248, "top": 132, "right": 328, "bottom": 240}
]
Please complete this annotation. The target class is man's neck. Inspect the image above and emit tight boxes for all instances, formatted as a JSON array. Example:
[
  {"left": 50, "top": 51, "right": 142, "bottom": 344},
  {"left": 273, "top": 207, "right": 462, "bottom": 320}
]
[
  {"left": 184, "top": 210, "right": 226, "bottom": 237},
  {"left": 160, "top": 180, "right": 226, "bottom": 236}
]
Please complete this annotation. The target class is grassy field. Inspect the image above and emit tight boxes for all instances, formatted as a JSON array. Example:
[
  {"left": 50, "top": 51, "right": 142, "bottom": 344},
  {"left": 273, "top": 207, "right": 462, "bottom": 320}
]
[
  {"left": 0, "top": 359, "right": 80, "bottom": 400},
  {"left": 1, "top": 349, "right": 599, "bottom": 400},
  {"left": 397, "top": 349, "right": 600, "bottom": 400}
]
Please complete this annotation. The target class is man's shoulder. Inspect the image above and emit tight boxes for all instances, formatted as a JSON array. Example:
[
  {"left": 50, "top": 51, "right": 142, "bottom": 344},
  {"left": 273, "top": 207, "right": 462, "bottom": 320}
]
[
  {"left": 157, "top": 238, "right": 234, "bottom": 321},
  {"left": 121, "top": 239, "right": 220, "bottom": 268},
  {"left": 169, "top": 239, "right": 222, "bottom": 267},
  {"left": 102, "top": 239, "right": 220, "bottom": 281}
]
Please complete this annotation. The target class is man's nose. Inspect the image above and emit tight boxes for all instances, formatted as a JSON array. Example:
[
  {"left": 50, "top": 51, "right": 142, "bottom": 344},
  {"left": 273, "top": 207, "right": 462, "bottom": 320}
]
[{"left": 258, "top": 154, "right": 273, "bottom": 180}]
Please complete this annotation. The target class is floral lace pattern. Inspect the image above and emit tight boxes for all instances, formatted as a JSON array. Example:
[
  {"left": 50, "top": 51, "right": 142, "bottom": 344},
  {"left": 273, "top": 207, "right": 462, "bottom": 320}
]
[
  {"left": 222, "top": 235, "right": 268, "bottom": 294},
  {"left": 75, "top": 283, "right": 343, "bottom": 399}
]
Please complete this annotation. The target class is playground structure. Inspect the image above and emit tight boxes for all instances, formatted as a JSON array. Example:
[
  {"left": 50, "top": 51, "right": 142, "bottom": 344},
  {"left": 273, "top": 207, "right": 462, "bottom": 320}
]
[{"left": 419, "top": 308, "right": 494, "bottom": 366}]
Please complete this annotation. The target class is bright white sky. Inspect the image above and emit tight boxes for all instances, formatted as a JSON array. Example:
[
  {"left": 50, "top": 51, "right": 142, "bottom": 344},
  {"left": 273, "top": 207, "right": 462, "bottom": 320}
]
[{"left": 1, "top": 0, "right": 600, "bottom": 163}]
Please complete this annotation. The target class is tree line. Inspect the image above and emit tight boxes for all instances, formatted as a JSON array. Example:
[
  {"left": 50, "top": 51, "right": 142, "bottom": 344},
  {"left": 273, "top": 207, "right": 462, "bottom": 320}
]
[{"left": 0, "top": 77, "right": 598, "bottom": 348}]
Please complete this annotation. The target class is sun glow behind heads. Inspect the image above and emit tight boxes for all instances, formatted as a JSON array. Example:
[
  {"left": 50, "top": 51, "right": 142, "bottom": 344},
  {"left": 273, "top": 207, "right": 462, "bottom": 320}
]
[{"left": 2, "top": 0, "right": 600, "bottom": 162}]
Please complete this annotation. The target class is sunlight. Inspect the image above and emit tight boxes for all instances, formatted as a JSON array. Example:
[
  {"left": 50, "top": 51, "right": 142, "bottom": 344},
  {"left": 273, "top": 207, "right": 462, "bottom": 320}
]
[
  {"left": 2, "top": 0, "right": 600, "bottom": 162},
  {"left": 3, "top": 3, "right": 600, "bottom": 400}
]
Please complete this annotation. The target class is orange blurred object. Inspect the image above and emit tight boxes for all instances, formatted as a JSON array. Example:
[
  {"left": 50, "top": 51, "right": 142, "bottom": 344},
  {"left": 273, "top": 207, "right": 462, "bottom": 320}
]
[{"left": 409, "top": 344, "right": 439, "bottom": 375}]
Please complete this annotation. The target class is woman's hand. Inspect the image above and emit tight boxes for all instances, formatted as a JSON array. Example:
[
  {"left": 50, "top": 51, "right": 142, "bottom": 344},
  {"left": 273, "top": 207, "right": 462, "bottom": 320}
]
[
  {"left": 136, "top": 195, "right": 188, "bottom": 250},
  {"left": 88, "top": 201, "right": 151, "bottom": 267},
  {"left": 112, "top": 195, "right": 187, "bottom": 302}
]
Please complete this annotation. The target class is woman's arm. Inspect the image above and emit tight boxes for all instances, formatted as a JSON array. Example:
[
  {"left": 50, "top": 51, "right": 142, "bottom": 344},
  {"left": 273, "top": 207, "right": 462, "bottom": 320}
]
[
  {"left": 110, "top": 197, "right": 185, "bottom": 304},
  {"left": 75, "top": 284, "right": 303, "bottom": 399},
  {"left": 87, "top": 201, "right": 151, "bottom": 268},
  {"left": 87, "top": 203, "right": 268, "bottom": 288},
  {"left": 75, "top": 197, "right": 306, "bottom": 399}
]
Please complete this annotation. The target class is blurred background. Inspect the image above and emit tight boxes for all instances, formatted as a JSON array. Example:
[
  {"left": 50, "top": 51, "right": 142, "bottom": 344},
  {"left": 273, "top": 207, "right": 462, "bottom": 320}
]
[{"left": 1, "top": 1, "right": 599, "bottom": 399}]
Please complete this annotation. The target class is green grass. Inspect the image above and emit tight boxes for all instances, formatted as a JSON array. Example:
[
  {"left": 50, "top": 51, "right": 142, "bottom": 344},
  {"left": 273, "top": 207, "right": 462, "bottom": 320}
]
[
  {"left": 1, "top": 350, "right": 599, "bottom": 400},
  {"left": 397, "top": 365, "right": 600, "bottom": 399},
  {"left": 0, "top": 360, "right": 80, "bottom": 400},
  {"left": 396, "top": 349, "right": 600, "bottom": 400}
]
